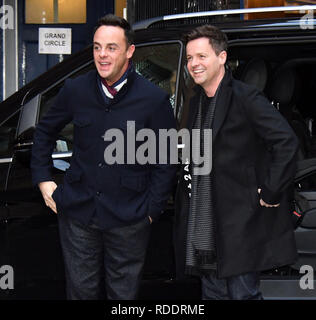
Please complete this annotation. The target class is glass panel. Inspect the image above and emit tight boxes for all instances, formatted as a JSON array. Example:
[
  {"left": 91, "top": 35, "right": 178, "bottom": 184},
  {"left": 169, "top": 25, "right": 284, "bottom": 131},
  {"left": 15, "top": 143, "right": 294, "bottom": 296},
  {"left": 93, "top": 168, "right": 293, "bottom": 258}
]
[
  {"left": 58, "top": 0, "right": 86, "bottom": 23},
  {"left": 25, "top": 0, "right": 86, "bottom": 24},
  {"left": 132, "top": 43, "right": 181, "bottom": 110},
  {"left": 25, "top": 0, "right": 54, "bottom": 24},
  {"left": 115, "top": 0, "right": 127, "bottom": 18}
]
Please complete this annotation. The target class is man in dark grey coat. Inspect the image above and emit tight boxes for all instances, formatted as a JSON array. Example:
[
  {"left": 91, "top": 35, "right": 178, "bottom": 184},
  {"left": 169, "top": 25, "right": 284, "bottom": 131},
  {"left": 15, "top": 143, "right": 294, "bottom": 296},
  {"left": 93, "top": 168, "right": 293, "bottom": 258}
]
[{"left": 174, "top": 25, "right": 298, "bottom": 300}]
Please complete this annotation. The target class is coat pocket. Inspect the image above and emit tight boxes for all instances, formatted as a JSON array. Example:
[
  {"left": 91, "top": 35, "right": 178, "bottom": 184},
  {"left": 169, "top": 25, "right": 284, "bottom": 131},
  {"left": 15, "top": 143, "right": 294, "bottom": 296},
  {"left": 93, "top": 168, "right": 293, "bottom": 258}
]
[
  {"left": 117, "top": 174, "right": 149, "bottom": 222},
  {"left": 51, "top": 183, "right": 64, "bottom": 213},
  {"left": 61, "top": 169, "right": 87, "bottom": 211},
  {"left": 73, "top": 115, "right": 92, "bottom": 150}
]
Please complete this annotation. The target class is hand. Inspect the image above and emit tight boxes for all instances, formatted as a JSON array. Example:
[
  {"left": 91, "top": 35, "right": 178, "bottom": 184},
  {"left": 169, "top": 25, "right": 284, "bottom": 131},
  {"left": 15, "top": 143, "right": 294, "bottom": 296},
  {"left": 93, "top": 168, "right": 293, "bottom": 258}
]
[
  {"left": 148, "top": 216, "right": 153, "bottom": 224},
  {"left": 258, "top": 189, "right": 280, "bottom": 208},
  {"left": 38, "top": 181, "right": 58, "bottom": 214}
]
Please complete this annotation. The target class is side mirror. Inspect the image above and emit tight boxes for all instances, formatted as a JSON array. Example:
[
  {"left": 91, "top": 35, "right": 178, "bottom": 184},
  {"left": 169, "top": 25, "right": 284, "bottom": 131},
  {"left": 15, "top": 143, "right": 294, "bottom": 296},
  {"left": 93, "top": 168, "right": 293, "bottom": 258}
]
[
  {"left": 14, "top": 95, "right": 40, "bottom": 166},
  {"left": 17, "top": 95, "right": 40, "bottom": 141}
]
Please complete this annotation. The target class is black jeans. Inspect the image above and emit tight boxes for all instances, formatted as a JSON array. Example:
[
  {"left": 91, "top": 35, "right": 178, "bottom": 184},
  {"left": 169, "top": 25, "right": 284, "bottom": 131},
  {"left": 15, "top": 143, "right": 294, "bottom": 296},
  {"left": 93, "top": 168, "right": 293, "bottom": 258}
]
[
  {"left": 201, "top": 270, "right": 263, "bottom": 300},
  {"left": 58, "top": 214, "right": 151, "bottom": 300}
]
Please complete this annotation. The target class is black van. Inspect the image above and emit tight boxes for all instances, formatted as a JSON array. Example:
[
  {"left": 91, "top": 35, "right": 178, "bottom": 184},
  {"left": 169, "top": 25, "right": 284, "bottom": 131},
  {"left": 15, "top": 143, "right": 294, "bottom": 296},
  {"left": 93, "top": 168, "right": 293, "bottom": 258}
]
[{"left": 1, "top": 5, "right": 316, "bottom": 299}]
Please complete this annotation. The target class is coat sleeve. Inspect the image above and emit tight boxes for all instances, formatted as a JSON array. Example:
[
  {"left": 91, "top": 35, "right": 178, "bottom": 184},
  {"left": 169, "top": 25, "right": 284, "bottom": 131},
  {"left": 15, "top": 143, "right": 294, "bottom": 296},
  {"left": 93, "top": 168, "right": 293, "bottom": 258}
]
[
  {"left": 242, "top": 86, "right": 299, "bottom": 204},
  {"left": 31, "top": 80, "right": 73, "bottom": 186},
  {"left": 146, "top": 94, "right": 178, "bottom": 220}
]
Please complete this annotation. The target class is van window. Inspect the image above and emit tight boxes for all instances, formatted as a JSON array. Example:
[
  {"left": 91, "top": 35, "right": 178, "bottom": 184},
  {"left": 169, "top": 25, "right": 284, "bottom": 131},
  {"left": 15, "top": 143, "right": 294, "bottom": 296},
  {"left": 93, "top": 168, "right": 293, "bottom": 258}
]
[{"left": 132, "top": 42, "right": 181, "bottom": 109}]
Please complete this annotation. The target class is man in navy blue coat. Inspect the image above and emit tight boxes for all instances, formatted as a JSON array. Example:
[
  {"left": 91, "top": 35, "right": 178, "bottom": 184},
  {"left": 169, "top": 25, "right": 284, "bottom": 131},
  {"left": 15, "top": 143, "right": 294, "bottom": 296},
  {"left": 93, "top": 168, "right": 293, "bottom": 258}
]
[{"left": 31, "top": 14, "right": 176, "bottom": 300}]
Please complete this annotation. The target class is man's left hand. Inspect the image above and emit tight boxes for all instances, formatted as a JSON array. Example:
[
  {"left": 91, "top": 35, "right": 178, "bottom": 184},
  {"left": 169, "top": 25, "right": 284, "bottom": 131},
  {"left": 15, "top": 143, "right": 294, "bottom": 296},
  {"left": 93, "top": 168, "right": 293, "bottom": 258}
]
[{"left": 258, "top": 189, "right": 280, "bottom": 207}]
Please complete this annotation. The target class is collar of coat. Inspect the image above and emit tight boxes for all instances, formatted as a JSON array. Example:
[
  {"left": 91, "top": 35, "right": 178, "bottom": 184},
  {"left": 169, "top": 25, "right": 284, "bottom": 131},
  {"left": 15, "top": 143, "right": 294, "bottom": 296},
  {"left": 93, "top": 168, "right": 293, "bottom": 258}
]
[
  {"left": 95, "top": 62, "right": 136, "bottom": 107},
  {"left": 187, "top": 67, "right": 233, "bottom": 143}
]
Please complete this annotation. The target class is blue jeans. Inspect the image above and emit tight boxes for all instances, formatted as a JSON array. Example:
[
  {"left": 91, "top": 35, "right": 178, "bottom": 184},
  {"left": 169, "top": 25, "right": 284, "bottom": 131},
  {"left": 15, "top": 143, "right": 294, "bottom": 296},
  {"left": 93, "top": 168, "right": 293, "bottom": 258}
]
[
  {"left": 58, "top": 214, "right": 151, "bottom": 300},
  {"left": 201, "top": 270, "right": 263, "bottom": 300}
]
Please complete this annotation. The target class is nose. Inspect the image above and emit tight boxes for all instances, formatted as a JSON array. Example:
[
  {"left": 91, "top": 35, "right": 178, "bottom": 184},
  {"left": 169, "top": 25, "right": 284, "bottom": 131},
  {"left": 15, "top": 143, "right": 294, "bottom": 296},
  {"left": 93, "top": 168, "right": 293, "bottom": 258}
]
[
  {"left": 190, "top": 56, "right": 199, "bottom": 68},
  {"left": 99, "top": 47, "right": 107, "bottom": 58}
]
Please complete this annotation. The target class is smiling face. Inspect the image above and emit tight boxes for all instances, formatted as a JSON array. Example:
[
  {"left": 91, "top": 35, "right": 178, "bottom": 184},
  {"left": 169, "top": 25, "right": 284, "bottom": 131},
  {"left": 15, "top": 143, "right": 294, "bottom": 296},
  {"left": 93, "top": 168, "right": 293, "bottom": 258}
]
[
  {"left": 93, "top": 25, "right": 135, "bottom": 86},
  {"left": 186, "top": 37, "right": 226, "bottom": 95}
]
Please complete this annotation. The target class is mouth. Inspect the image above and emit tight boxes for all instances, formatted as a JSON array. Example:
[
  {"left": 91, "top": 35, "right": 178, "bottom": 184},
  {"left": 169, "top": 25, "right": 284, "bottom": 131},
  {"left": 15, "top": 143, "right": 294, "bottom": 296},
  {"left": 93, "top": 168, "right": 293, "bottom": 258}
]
[
  {"left": 99, "top": 62, "right": 111, "bottom": 69},
  {"left": 192, "top": 69, "right": 204, "bottom": 75}
]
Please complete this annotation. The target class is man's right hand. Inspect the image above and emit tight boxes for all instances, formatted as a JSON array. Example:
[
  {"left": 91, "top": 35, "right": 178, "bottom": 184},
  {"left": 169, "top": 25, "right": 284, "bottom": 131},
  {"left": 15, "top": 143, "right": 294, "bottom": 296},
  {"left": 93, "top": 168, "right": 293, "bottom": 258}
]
[{"left": 38, "top": 181, "right": 58, "bottom": 214}]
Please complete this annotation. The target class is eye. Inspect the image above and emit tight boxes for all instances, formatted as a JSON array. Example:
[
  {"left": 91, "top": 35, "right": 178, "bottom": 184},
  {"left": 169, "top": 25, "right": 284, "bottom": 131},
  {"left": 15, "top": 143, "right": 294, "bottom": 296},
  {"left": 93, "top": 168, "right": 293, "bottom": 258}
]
[
  {"left": 93, "top": 45, "right": 100, "bottom": 51},
  {"left": 186, "top": 56, "right": 192, "bottom": 62},
  {"left": 109, "top": 46, "right": 116, "bottom": 52}
]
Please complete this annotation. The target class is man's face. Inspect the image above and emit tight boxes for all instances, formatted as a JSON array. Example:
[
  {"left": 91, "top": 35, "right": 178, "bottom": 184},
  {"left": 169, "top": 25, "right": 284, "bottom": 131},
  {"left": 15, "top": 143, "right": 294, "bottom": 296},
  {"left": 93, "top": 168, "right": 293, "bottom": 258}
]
[
  {"left": 186, "top": 37, "right": 226, "bottom": 88},
  {"left": 93, "top": 25, "right": 135, "bottom": 85}
]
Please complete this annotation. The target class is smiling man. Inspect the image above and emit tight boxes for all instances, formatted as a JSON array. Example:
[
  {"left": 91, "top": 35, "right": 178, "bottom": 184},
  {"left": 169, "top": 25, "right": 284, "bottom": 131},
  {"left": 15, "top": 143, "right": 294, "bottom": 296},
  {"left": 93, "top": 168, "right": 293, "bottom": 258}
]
[
  {"left": 174, "top": 25, "right": 299, "bottom": 300},
  {"left": 93, "top": 23, "right": 134, "bottom": 85},
  {"left": 31, "top": 14, "right": 176, "bottom": 300}
]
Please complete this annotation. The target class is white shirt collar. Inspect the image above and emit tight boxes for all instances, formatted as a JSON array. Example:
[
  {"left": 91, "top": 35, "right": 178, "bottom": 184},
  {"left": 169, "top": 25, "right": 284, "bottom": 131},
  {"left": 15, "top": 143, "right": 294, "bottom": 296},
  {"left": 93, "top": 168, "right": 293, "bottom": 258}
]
[{"left": 101, "top": 79, "right": 128, "bottom": 99}]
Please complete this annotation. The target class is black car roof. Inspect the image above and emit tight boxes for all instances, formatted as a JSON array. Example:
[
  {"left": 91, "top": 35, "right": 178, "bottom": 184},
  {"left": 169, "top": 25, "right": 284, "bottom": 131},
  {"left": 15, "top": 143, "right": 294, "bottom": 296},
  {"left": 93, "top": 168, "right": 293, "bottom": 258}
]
[{"left": 133, "top": 4, "right": 316, "bottom": 30}]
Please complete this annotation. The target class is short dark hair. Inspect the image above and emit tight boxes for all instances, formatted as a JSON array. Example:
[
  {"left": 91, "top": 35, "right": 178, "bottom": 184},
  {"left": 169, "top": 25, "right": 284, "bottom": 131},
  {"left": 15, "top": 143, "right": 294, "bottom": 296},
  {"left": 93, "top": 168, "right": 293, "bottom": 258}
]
[
  {"left": 94, "top": 14, "right": 134, "bottom": 46},
  {"left": 184, "top": 25, "right": 228, "bottom": 55}
]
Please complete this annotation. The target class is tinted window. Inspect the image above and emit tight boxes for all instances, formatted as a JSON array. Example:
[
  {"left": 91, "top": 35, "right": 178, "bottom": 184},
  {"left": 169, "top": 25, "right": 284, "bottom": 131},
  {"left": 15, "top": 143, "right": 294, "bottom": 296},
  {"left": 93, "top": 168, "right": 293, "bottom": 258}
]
[{"left": 132, "top": 42, "right": 181, "bottom": 109}]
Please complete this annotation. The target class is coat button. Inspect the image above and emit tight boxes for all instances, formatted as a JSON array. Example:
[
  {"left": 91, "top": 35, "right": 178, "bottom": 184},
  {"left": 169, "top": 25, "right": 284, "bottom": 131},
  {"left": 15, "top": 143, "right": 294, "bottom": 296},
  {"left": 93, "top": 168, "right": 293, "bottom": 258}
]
[
  {"left": 105, "top": 108, "right": 110, "bottom": 112},
  {"left": 96, "top": 191, "right": 101, "bottom": 196},
  {"left": 98, "top": 163, "right": 104, "bottom": 168}
]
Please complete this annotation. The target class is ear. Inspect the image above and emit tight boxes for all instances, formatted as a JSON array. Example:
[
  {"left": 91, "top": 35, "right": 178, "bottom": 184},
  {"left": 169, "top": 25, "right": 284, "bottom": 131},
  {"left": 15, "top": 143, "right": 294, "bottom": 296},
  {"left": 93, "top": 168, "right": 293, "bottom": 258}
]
[
  {"left": 127, "top": 44, "right": 135, "bottom": 59},
  {"left": 219, "top": 51, "right": 227, "bottom": 65}
]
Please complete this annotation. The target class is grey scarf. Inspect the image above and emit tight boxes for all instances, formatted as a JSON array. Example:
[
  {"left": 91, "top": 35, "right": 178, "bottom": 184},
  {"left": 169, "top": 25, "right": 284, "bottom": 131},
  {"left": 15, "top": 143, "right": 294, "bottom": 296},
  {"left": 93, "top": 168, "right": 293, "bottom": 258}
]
[{"left": 185, "top": 86, "right": 220, "bottom": 275}]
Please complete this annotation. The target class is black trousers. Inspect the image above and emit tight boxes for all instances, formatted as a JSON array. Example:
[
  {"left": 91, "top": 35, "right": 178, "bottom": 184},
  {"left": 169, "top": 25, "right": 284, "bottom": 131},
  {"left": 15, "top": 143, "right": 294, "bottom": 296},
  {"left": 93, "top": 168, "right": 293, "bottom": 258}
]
[
  {"left": 201, "top": 270, "right": 263, "bottom": 300},
  {"left": 58, "top": 214, "right": 151, "bottom": 300}
]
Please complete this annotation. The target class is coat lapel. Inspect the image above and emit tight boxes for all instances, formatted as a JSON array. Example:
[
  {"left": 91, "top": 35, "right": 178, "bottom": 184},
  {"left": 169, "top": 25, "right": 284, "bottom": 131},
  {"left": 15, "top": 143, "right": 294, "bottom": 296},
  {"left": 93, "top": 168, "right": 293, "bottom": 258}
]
[
  {"left": 212, "top": 70, "right": 233, "bottom": 142},
  {"left": 187, "top": 69, "right": 233, "bottom": 142},
  {"left": 187, "top": 87, "right": 201, "bottom": 130}
]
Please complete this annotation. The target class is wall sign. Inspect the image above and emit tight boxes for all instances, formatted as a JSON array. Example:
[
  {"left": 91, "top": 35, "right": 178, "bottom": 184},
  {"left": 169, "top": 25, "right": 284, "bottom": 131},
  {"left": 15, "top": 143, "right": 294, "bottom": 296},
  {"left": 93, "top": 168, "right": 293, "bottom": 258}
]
[{"left": 38, "top": 28, "right": 72, "bottom": 54}]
